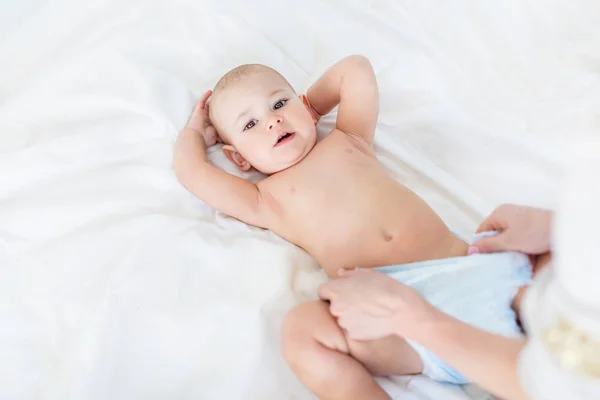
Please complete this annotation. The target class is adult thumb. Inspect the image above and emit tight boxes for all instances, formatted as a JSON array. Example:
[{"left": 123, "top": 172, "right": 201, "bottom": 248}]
[
  {"left": 469, "top": 234, "right": 508, "bottom": 254},
  {"left": 337, "top": 268, "right": 372, "bottom": 278}
]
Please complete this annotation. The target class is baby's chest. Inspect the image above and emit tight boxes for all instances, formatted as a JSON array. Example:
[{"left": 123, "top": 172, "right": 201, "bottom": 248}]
[
  {"left": 267, "top": 166, "right": 381, "bottom": 238},
  {"left": 274, "top": 154, "right": 366, "bottom": 208},
  {"left": 263, "top": 135, "right": 385, "bottom": 233}
]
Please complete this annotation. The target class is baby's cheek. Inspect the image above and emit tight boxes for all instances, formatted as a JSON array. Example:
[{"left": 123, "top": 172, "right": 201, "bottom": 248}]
[{"left": 251, "top": 143, "right": 274, "bottom": 165}]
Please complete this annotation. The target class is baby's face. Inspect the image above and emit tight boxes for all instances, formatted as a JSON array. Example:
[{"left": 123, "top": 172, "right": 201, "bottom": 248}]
[{"left": 210, "top": 70, "right": 317, "bottom": 174}]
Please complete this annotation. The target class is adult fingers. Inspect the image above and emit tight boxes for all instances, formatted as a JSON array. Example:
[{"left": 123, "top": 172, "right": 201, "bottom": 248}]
[
  {"left": 317, "top": 281, "right": 337, "bottom": 301},
  {"left": 475, "top": 203, "right": 517, "bottom": 234},
  {"left": 476, "top": 212, "right": 502, "bottom": 234},
  {"left": 337, "top": 268, "right": 373, "bottom": 278},
  {"left": 470, "top": 233, "right": 511, "bottom": 254}
]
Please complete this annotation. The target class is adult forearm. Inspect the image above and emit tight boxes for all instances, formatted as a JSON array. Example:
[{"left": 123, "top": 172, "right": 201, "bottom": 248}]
[{"left": 407, "top": 312, "right": 530, "bottom": 400}]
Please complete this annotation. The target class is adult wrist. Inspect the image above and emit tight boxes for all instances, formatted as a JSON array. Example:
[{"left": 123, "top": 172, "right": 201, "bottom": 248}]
[
  {"left": 394, "top": 302, "right": 444, "bottom": 343},
  {"left": 543, "top": 208, "right": 554, "bottom": 250}
]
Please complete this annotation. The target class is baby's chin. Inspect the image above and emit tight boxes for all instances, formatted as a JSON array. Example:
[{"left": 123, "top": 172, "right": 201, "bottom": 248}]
[
  {"left": 258, "top": 147, "right": 315, "bottom": 175},
  {"left": 258, "top": 159, "right": 301, "bottom": 176}
]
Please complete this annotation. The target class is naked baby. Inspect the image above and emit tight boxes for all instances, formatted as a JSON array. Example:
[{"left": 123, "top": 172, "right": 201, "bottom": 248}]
[{"left": 173, "top": 56, "right": 532, "bottom": 399}]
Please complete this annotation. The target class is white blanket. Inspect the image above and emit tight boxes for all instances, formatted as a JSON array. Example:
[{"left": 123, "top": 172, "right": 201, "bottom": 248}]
[{"left": 1, "top": 0, "right": 599, "bottom": 399}]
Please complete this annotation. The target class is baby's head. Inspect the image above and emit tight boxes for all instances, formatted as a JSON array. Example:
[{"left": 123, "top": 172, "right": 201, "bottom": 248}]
[{"left": 209, "top": 64, "right": 317, "bottom": 175}]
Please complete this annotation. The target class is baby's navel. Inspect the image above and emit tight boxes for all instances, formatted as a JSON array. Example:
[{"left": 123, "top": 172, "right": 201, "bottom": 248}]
[
  {"left": 382, "top": 230, "right": 393, "bottom": 242},
  {"left": 290, "top": 186, "right": 296, "bottom": 194},
  {"left": 345, "top": 148, "right": 354, "bottom": 154}
]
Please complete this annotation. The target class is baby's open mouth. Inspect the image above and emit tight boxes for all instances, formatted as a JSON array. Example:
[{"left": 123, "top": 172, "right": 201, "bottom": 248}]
[{"left": 274, "top": 132, "right": 295, "bottom": 147}]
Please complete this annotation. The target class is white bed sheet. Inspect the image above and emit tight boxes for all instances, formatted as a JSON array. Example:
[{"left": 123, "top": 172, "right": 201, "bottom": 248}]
[{"left": 1, "top": 0, "right": 599, "bottom": 399}]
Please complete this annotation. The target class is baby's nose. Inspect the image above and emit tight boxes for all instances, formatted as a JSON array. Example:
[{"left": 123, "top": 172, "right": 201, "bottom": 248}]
[{"left": 268, "top": 118, "right": 282, "bottom": 130}]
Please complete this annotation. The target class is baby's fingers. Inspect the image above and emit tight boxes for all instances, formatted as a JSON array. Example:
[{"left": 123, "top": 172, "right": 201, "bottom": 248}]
[{"left": 199, "top": 90, "right": 212, "bottom": 109}]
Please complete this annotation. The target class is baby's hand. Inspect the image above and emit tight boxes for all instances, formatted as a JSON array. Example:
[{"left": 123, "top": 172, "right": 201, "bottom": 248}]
[
  {"left": 186, "top": 90, "right": 221, "bottom": 147},
  {"left": 300, "top": 94, "right": 322, "bottom": 125}
]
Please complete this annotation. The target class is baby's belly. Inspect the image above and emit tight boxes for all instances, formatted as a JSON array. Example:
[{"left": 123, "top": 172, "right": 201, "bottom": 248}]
[
  {"left": 294, "top": 196, "right": 469, "bottom": 278},
  {"left": 315, "top": 230, "right": 467, "bottom": 278}
]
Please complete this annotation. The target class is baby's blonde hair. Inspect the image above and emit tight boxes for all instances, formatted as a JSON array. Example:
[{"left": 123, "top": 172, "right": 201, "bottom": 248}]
[{"left": 212, "top": 64, "right": 293, "bottom": 95}]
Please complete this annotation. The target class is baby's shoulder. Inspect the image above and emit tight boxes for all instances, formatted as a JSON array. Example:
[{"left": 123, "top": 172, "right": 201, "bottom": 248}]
[
  {"left": 324, "top": 128, "right": 375, "bottom": 156},
  {"left": 317, "top": 128, "right": 370, "bottom": 148}
]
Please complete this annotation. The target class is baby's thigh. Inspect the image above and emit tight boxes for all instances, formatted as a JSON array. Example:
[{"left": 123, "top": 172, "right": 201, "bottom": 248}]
[
  {"left": 533, "top": 252, "right": 553, "bottom": 273},
  {"left": 514, "top": 252, "right": 554, "bottom": 317},
  {"left": 284, "top": 300, "right": 422, "bottom": 377},
  {"left": 346, "top": 332, "right": 423, "bottom": 377}
]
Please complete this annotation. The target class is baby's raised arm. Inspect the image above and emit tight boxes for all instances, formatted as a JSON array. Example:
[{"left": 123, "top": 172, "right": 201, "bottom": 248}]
[
  {"left": 307, "top": 55, "right": 379, "bottom": 145},
  {"left": 173, "top": 91, "right": 270, "bottom": 228}
]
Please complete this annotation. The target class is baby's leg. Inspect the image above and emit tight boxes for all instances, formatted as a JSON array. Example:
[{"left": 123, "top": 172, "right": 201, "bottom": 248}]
[
  {"left": 281, "top": 300, "right": 422, "bottom": 400},
  {"left": 533, "top": 251, "right": 553, "bottom": 273},
  {"left": 513, "top": 251, "right": 553, "bottom": 317}
]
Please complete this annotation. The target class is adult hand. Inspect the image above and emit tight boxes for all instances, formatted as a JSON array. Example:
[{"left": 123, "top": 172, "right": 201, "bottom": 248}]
[
  {"left": 317, "top": 268, "right": 438, "bottom": 341},
  {"left": 469, "top": 204, "right": 553, "bottom": 255},
  {"left": 186, "top": 90, "right": 221, "bottom": 147}
]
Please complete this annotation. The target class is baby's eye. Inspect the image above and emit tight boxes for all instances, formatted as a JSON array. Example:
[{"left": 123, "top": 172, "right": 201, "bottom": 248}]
[
  {"left": 273, "top": 99, "right": 287, "bottom": 110},
  {"left": 244, "top": 119, "right": 257, "bottom": 131}
]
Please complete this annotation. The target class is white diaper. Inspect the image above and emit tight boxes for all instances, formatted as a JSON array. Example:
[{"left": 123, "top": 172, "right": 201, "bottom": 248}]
[{"left": 375, "top": 231, "right": 532, "bottom": 384}]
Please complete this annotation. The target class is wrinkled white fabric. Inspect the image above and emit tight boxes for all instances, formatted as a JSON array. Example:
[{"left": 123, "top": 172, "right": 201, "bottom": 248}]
[
  {"left": 1, "top": 1, "right": 599, "bottom": 399},
  {"left": 519, "top": 139, "right": 600, "bottom": 400}
]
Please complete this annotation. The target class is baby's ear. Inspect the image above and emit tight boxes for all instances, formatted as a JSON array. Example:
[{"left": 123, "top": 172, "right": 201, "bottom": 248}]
[
  {"left": 222, "top": 145, "right": 252, "bottom": 172},
  {"left": 299, "top": 94, "right": 320, "bottom": 125}
]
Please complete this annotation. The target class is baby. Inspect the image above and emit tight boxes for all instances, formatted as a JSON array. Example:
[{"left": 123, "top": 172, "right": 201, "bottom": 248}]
[{"left": 173, "top": 56, "right": 532, "bottom": 399}]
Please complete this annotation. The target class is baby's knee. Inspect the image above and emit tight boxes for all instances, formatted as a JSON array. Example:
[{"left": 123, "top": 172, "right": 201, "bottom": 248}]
[
  {"left": 280, "top": 301, "right": 325, "bottom": 354},
  {"left": 280, "top": 300, "right": 348, "bottom": 362}
]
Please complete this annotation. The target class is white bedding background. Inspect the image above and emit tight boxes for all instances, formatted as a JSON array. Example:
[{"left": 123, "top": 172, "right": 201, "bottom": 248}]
[{"left": 1, "top": 0, "right": 599, "bottom": 399}]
